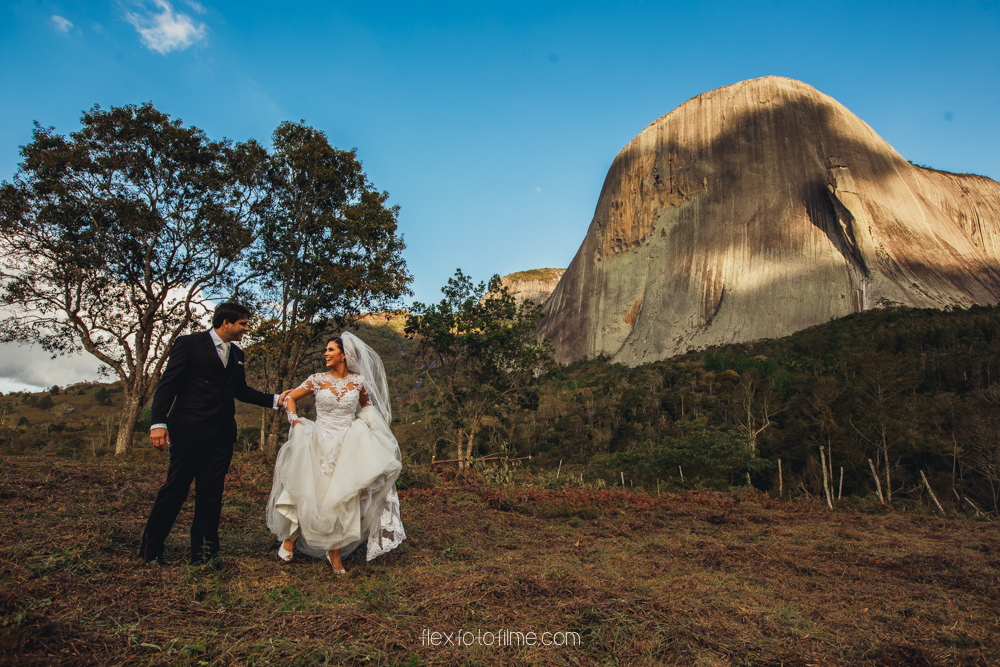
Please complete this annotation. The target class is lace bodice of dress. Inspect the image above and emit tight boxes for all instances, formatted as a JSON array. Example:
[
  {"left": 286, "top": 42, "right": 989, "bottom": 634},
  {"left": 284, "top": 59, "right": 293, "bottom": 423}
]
[{"left": 298, "top": 372, "right": 366, "bottom": 435}]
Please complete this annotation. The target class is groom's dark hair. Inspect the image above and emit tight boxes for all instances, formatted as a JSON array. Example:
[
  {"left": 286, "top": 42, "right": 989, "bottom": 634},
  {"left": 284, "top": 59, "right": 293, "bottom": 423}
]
[{"left": 213, "top": 302, "right": 251, "bottom": 328}]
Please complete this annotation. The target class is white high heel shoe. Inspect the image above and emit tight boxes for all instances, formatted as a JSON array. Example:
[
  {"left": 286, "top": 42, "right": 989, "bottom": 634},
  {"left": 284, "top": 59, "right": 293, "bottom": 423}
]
[
  {"left": 278, "top": 542, "right": 294, "bottom": 563},
  {"left": 326, "top": 552, "right": 346, "bottom": 574}
]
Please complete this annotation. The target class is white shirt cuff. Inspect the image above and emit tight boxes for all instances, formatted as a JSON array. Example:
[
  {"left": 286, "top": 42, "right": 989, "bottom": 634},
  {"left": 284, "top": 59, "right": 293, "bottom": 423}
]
[
  {"left": 272, "top": 395, "right": 280, "bottom": 409},
  {"left": 150, "top": 423, "right": 167, "bottom": 431}
]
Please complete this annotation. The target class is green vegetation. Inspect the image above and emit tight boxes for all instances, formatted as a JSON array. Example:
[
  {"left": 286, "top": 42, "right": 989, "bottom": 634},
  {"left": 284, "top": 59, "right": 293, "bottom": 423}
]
[
  {"left": 1, "top": 104, "right": 410, "bottom": 458},
  {"left": 244, "top": 120, "right": 411, "bottom": 454},
  {"left": 4, "top": 304, "right": 1000, "bottom": 515},
  {"left": 0, "top": 103, "right": 270, "bottom": 456},
  {"left": 404, "top": 270, "right": 555, "bottom": 468},
  {"left": 400, "top": 303, "right": 1000, "bottom": 514},
  {"left": 607, "top": 427, "right": 775, "bottom": 490}
]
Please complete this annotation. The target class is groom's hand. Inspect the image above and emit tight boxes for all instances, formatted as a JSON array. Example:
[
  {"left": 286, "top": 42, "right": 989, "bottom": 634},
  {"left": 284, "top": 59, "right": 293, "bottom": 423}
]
[{"left": 150, "top": 427, "right": 170, "bottom": 452}]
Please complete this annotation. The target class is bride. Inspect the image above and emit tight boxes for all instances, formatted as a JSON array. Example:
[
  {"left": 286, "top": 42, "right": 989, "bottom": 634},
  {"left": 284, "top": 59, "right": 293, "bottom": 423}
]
[{"left": 267, "top": 332, "right": 405, "bottom": 573}]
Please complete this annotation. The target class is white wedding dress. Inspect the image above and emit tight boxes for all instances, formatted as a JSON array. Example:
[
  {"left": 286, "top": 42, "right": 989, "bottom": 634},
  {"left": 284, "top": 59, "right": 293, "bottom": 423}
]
[{"left": 266, "top": 368, "right": 406, "bottom": 561}]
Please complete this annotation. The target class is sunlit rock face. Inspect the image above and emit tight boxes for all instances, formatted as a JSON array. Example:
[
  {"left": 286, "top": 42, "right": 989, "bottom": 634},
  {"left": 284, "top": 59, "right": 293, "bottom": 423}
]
[
  {"left": 498, "top": 268, "right": 565, "bottom": 307},
  {"left": 538, "top": 76, "right": 1000, "bottom": 365}
]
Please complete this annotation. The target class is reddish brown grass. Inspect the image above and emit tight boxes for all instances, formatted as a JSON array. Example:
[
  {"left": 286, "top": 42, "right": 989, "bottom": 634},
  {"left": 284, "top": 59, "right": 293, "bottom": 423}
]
[{"left": 1, "top": 456, "right": 998, "bottom": 665}]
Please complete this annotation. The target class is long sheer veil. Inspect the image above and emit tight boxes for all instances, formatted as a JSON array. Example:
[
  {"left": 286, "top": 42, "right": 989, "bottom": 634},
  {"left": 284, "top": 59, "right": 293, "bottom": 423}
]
[{"left": 341, "top": 331, "right": 391, "bottom": 425}]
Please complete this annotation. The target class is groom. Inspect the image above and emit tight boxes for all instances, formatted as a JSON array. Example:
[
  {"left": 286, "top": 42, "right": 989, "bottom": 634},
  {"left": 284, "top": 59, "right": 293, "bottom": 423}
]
[{"left": 139, "top": 302, "right": 285, "bottom": 567}]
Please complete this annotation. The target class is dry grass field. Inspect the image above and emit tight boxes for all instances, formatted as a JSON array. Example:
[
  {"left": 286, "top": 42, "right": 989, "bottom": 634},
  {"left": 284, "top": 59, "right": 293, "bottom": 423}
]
[{"left": 1, "top": 455, "right": 998, "bottom": 666}]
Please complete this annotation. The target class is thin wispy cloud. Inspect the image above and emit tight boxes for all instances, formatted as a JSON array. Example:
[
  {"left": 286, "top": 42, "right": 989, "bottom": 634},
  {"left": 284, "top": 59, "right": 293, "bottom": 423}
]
[
  {"left": 51, "top": 15, "right": 73, "bottom": 32},
  {"left": 125, "top": 0, "right": 206, "bottom": 55},
  {"left": 184, "top": 0, "right": 207, "bottom": 14}
]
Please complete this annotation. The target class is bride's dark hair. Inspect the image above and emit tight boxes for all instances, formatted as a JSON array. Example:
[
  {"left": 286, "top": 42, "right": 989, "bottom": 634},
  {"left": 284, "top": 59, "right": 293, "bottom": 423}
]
[{"left": 327, "top": 337, "right": 344, "bottom": 352}]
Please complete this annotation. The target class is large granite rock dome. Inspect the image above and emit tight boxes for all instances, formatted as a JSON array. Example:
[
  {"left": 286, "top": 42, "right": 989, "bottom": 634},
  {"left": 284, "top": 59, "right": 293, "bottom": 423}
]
[{"left": 538, "top": 76, "right": 1000, "bottom": 365}]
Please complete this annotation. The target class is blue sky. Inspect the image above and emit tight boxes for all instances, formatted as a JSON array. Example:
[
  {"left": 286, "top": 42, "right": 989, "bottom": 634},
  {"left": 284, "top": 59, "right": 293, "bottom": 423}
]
[{"left": 1, "top": 0, "right": 998, "bottom": 390}]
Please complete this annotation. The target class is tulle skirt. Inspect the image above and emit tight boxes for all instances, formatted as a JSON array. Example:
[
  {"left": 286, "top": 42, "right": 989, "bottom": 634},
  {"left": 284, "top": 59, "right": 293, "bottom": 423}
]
[{"left": 266, "top": 406, "right": 405, "bottom": 560}]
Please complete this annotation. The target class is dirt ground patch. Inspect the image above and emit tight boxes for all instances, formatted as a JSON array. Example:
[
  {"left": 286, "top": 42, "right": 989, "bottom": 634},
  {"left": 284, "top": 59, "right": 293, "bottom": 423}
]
[{"left": 1, "top": 455, "right": 998, "bottom": 666}]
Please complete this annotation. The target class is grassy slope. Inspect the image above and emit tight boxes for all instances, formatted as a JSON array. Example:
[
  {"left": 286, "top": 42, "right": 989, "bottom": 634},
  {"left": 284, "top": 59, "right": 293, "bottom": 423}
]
[{"left": 1, "top": 456, "right": 998, "bottom": 666}]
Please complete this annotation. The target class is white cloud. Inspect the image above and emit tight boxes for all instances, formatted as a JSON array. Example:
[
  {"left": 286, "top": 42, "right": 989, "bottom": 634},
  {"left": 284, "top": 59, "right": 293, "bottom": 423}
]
[
  {"left": 125, "top": 0, "right": 206, "bottom": 54},
  {"left": 52, "top": 15, "right": 73, "bottom": 32},
  {"left": 0, "top": 282, "right": 214, "bottom": 394},
  {"left": 184, "top": 0, "right": 208, "bottom": 14},
  {"left": 0, "top": 343, "right": 103, "bottom": 392}
]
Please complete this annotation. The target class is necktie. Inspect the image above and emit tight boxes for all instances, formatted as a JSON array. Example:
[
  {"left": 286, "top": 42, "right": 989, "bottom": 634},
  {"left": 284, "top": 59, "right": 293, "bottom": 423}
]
[{"left": 220, "top": 342, "right": 230, "bottom": 367}]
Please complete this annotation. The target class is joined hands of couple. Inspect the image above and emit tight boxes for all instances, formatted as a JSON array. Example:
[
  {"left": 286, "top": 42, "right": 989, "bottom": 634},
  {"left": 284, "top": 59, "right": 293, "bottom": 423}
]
[{"left": 149, "top": 388, "right": 297, "bottom": 453}]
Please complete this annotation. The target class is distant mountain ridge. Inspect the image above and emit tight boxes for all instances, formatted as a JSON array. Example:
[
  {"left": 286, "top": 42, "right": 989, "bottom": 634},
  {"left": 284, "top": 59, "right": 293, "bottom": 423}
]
[{"left": 538, "top": 76, "right": 1000, "bottom": 365}]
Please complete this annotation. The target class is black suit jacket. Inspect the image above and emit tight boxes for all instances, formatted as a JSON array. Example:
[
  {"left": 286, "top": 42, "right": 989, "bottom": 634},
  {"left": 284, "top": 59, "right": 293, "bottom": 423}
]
[{"left": 151, "top": 331, "right": 275, "bottom": 447}]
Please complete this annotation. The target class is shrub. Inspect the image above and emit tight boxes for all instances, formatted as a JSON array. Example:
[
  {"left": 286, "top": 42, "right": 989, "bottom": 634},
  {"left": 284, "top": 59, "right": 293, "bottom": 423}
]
[
  {"left": 136, "top": 408, "right": 152, "bottom": 431},
  {"left": 94, "top": 388, "right": 112, "bottom": 406},
  {"left": 608, "top": 425, "right": 775, "bottom": 488}
]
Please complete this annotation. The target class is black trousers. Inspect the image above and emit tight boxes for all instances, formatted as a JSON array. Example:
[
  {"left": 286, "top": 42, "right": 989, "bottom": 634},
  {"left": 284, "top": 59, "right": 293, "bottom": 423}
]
[{"left": 139, "top": 441, "right": 234, "bottom": 563}]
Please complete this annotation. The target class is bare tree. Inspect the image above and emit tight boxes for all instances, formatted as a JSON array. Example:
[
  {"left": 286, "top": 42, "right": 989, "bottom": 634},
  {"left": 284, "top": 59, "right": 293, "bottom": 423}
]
[
  {"left": 807, "top": 377, "right": 842, "bottom": 487},
  {"left": 960, "top": 389, "right": 1000, "bottom": 513},
  {"left": 732, "top": 370, "right": 778, "bottom": 454},
  {"left": 847, "top": 352, "right": 917, "bottom": 503}
]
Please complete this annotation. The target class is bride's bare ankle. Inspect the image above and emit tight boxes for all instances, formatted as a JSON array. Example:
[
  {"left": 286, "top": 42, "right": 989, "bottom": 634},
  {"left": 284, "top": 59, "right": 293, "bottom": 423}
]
[{"left": 283, "top": 539, "right": 296, "bottom": 552}]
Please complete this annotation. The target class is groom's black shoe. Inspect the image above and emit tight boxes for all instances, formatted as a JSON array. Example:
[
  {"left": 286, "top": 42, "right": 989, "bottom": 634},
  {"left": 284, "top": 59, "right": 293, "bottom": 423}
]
[{"left": 144, "top": 556, "right": 168, "bottom": 568}]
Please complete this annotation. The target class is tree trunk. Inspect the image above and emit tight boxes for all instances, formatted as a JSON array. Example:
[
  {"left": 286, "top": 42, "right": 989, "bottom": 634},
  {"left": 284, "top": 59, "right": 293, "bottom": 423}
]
[
  {"left": 881, "top": 435, "right": 892, "bottom": 503},
  {"left": 456, "top": 428, "right": 465, "bottom": 469},
  {"left": 868, "top": 458, "right": 885, "bottom": 504},
  {"left": 920, "top": 470, "right": 945, "bottom": 515},
  {"left": 826, "top": 439, "right": 834, "bottom": 486},
  {"left": 778, "top": 458, "right": 783, "bottom": 496},
  {"left": 115, "top": 389, "right": 144, "bottom": 455},
  {"left": 819, "top": 446, "right": 833, "bottom": 509},
  {"left": 259, "top": 410, "right": 268, "bottom": 457},
  {"left": 465, "top": 423, "right": 478, "bottom": 468},
  {"left": 265, "top": 410, "right": 283, "bottom": 457}
]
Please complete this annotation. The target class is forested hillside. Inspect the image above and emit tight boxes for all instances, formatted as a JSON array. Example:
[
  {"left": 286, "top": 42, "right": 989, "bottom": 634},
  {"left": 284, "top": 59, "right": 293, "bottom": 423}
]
[
  {"left": 395, "top": 305, "right": 1000, "bottom": 513},
  {"left": 4, "top": 305, "right": 999, "bottom": 513}
]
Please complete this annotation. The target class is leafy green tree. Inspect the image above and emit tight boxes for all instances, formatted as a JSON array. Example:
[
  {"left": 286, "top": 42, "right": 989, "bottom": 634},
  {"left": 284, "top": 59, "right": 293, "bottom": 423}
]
[
  {"left": 0, "top": 103, "right": 268, "bottom": 454},
  {"left": 93, "top": 387, "right": 113, "bottom": 406},
  {"left": 405, "top": 270, "right": 555, "bottom": 468},
  {"left": 245, "top": 121, "right": 411, "bottom": 454}
]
